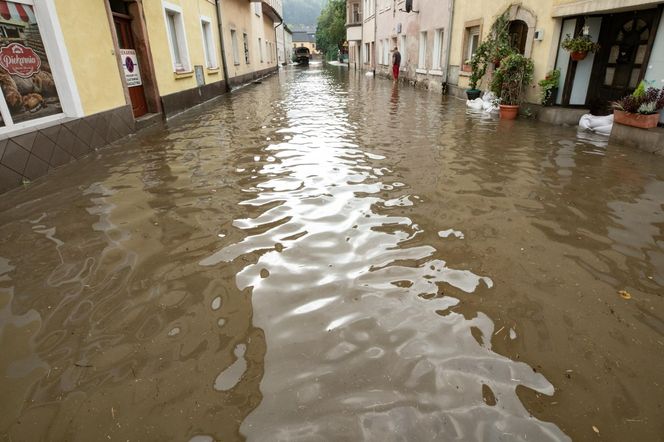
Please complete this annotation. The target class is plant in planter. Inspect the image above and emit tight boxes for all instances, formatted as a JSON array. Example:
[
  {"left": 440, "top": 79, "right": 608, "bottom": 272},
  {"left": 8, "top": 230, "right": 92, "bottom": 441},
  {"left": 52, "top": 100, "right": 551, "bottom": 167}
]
[
  {"left": 490, "top": 53, "right": 534, "bottom": 120},
  {"left": 561, "top": 34, "right": 600, "bottom": 61},
  {"left": 466, "top": 42, "right": 490, "bottom": 100},
  {"left": 538, "top": 69, "right": 560, "bottom": 106},
  {"left": 612, "top": 82, "right": 664, "bottom": 129}
]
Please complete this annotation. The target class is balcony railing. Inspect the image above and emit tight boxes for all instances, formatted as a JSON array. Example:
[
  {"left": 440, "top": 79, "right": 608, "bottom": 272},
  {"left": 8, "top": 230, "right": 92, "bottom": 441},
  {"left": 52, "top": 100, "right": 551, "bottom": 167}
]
[{"left": 347, "top": 12, "right": 362, "bottom": 25}]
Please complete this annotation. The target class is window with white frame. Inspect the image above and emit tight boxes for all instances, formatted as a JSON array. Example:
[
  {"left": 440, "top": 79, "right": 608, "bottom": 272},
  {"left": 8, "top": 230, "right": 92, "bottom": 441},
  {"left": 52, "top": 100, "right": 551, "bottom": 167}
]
[
  {"left": 418, "top": 31, "right": 427, "bottom": 69},
  {"left": 400, "top": 34, "right": 406, "bottom": 66},
  {"left": 231, "top": 29, "right": 240, "bottom": 65},
  {"left": 465, "top": 26, "right": 480, "bottom": 64},
  {"left": 201, "top": 17, "right": 218, "bottom": 69},
  {"left": 384, "top": 39, "right": 389, "bottom": 65},
  {"left": 258, "top": 37, "right": 263, "bottom": 62},
  {"left": 243, "top": 32, "right": 250, "bottom": 64},
  {"left": 433, "top": 28, "right": 444, "bottom": 70},
  {"left": 163, "top": 2, "right": 190, "bottom": 72},
  {"left": 0, "top": 0, "right": 79, "bottom": 131},
  {"left": 364, "top": 42, "right": 370, "bottom": 64},
  {"left": 377, "top": 40, "right": 382, "bottom": 65},
  {"left": 254, "top": 2, "right": 261, "bottom": 16}
]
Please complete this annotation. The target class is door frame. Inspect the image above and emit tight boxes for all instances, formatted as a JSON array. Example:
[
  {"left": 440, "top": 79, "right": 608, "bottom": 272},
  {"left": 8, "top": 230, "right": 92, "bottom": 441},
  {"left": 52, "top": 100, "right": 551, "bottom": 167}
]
[{"left": 104, "top": 0, "right": 161, "bottom": 118}]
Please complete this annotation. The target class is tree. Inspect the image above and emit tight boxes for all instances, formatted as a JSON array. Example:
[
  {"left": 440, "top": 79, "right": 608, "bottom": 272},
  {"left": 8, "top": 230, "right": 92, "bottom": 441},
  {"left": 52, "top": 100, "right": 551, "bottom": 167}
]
[{"left": 315, "top": 0, "right": 346, "bottom": 60}]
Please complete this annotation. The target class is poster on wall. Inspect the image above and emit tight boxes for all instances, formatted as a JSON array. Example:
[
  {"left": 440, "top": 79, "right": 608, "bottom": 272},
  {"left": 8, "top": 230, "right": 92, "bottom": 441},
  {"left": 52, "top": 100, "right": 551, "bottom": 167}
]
[
  {"left": 120, "top": 48, "right": 142, "bottom": 87},
  {"left": 0, "top": 0, "right": 62, "bottom": 125}
]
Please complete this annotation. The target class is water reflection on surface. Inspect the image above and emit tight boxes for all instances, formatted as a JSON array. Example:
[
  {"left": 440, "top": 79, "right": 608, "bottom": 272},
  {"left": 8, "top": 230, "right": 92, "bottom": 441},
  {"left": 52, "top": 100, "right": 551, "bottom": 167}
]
[{"left": 0, "top": 65, "right": 663, "bottom": 441}]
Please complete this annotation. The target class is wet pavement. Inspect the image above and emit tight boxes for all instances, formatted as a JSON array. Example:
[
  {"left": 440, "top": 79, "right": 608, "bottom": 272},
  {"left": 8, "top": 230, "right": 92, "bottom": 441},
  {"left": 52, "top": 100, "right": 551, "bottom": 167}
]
[{"left": 1, "top": 64, "right": 663, "bottom": 442}]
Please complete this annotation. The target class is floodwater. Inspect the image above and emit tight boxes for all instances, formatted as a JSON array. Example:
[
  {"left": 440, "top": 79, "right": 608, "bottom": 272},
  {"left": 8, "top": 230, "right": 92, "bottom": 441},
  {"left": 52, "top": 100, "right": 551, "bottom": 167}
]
[{"left": 1, "top": 64, "right": 663, "bottom": 442}]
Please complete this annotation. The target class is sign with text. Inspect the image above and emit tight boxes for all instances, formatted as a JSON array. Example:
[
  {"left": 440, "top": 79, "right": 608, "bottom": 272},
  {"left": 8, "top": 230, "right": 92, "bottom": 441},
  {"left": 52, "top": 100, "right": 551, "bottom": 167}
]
[
  {"left": 120, "top": 49, "right": 142, "bottom": 87},
  {"left": 0, "top": 43, "right": 41, "bottom": 78}
]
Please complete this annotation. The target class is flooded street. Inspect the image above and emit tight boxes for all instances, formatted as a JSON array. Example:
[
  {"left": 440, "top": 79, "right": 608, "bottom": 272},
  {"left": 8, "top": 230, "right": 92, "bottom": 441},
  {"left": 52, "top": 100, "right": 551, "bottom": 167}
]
[{"left": 1, "top": 64, "right": 663, "bottom": 441}]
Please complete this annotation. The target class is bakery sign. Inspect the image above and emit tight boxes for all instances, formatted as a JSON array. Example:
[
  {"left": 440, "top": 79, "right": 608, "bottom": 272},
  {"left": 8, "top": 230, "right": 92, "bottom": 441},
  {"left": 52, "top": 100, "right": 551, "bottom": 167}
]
[
  {"left": 120, "top": 49, "right": 142, "bottom": 87},
  {"left": 0, "top": 43, "right": 41, "bottom": 78}
]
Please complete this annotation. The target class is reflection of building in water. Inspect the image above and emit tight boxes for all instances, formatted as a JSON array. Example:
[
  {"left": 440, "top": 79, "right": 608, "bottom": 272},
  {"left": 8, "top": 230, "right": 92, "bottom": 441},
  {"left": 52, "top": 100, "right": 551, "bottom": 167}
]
[{"left": 0, "top": 0, "right": 285, "bottom": 195}]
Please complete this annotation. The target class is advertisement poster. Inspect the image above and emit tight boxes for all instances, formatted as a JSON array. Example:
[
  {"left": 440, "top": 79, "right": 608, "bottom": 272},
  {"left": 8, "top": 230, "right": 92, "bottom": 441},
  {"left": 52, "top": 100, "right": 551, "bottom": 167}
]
[
  {"left": 0, "top": 0, "right": 62, "bottom": 125},
  {"left": 120, "top": 48, "right": 142, "bottom": 87}
]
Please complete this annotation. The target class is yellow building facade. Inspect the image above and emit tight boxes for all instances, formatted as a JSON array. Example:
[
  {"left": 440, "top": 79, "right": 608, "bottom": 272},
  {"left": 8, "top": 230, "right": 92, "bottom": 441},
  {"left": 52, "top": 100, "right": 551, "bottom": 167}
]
[
  {"left": 0, "top": 0, "right": 282, "bottom": 194},
  {"left": 448, "top": 0, "right": 664, "bottom": 112}
]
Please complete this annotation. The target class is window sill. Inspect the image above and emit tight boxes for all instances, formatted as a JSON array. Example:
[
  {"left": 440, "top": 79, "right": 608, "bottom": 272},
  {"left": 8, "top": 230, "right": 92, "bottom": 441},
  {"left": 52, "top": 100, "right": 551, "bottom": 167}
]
[
  {"left": 415, "top": 68, "right": 427, "bottom": 74},
  {"left": 459, "top": 70, "right": 471, "bottom": 77},
  {"left": 174, "top": 70, "right": 194, "bottom": 80},
  {"left": 429, "top": 69, "right": 443, "bottom": 76},
  {"left": 207, "top": 67, "right": 220, "bottom": 75}
]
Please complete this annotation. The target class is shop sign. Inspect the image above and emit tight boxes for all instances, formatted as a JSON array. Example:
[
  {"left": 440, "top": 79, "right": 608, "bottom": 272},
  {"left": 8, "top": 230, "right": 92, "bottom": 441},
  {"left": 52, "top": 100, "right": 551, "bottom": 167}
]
[
  {"left": 0, "top": 43, "right": 41, "bottom": 78},
  {"left": 120, "top": 49, "right": 142, "bottom": 87}
]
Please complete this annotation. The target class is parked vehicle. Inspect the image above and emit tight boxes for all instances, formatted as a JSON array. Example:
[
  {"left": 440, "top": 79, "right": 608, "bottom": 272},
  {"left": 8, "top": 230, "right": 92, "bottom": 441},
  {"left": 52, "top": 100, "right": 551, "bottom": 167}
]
[{"left": 294, "top": 47, "right": 311, "bottom": 65}]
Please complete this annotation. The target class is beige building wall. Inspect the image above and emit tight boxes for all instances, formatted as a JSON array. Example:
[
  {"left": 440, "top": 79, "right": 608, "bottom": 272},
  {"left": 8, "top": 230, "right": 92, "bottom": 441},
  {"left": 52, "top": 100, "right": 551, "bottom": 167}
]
[
  {"left": 552, "top": 0, "right": 663, "bottom": 16},
  {"left": 223, "top": 0, "right": 259, "bottom": 79},
  {"left": 373, "top": 0, "right": 452, "bottom": 91},
  {"left": 54, "top": 0, "right": 126, "bottom": 115},
  {"left": 142, "top": 0, "right": 223, "bottom": 97},
  {"left": 448, "top": 1, "right": 559, "bottom": 103}
]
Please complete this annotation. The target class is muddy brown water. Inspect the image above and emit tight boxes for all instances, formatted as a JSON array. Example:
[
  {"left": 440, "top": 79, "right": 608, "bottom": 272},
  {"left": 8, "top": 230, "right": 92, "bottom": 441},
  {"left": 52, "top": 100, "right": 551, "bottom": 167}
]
[{"left": 1, "top": 65, "right": 663, "bottom": 442}]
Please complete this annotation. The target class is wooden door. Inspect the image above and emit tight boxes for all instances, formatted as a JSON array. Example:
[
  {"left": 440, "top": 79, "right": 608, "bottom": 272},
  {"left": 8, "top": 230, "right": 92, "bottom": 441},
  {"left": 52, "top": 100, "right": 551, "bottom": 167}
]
[
  {"left": 114, "top": 14, "right": 148, "bottom": 118},
  {"left": 588, "top": 9, "right": 661, "bottom": 111}
]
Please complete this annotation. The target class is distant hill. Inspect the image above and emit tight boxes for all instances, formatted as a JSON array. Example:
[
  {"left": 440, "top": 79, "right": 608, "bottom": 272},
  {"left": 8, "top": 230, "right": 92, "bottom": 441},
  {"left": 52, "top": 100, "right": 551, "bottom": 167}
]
[{"left": 284, "top": 0, "right": 326, "bottom": 31}]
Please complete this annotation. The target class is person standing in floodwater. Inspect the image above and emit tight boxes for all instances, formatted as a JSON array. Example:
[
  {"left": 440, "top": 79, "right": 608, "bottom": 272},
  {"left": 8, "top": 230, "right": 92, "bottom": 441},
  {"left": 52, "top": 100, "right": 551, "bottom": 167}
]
[{"left": 392, "top": 47, "right": 401, "bottom": 82}]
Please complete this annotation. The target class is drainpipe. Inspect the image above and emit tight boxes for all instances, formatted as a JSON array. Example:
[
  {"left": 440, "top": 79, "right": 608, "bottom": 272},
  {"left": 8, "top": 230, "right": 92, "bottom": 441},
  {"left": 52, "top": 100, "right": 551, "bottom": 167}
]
[
  {"left": 373, "top": 0, "right": 377, "bottom": 75},
  {"left": 282, "top": 25, "right": 288, "bottom": 65},
  {"left": 443, "top": 0, "right": 455, "bottom": 91},
  {"left": 215, "top": 0, "right": 231, "bottom": 92},
  {"left": 274, "top": 17, "right": 283, "bottom": 68}
]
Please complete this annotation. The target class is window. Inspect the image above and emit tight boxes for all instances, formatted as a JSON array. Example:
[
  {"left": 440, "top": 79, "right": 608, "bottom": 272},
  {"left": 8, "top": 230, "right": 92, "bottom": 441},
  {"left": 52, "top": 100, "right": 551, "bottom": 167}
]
[
  {"left": 259, "top": 37, "right": 263, "bottom": 62},
  {"left": 465, "top": 26, "right": 480, "bottom": 63},
  {"left": 418, "top": 31, "right": 427, "bottom": 69},
  {"left": 400, "top": 34, "right": 407, "bottom": 64},
  {"left": 201, "top": 17, "right": 217, "bottom": 69},
  {"left": 0, "top": 0, "right": 69, "bottom": 130},
  {"left": 243, "top": 32, "right": 250, "bottom": 64},
  {"left": 254, "top": 2, "right": 261, "bottom": 16},
  {"left": 163, "top": 2, "right": 190, "bottom": 72},
  {"left": 351, "top": 3, "right": 361, "bottom": 24},
  {"left": 378, "top": 40, "right": 383, "bottom": 65},
  {"left": 383, "top": 39, "right": 389, "bottom": 65},
  {"left": 231, "top": 29, "right": 240, "bottom": 65},
  {"left": 364, "top": 42, "right": 370, "bottom": 64},
  {"left": 433, "top": 28, "right": 444, "bottom": 70}
]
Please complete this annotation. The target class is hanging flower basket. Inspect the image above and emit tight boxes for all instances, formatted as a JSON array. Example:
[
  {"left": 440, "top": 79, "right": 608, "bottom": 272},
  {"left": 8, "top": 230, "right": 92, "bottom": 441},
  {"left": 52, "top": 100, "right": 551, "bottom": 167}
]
[
  {"left": 561, "top": 34, "right": 599, "bottom": 62},
  {"left": 570, "top": 51, "right": 587, "bottom": 61}
]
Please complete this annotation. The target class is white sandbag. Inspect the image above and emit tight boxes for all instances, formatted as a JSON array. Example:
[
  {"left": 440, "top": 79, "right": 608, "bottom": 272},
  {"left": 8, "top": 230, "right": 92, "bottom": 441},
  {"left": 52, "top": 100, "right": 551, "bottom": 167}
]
[
  {"left": 579, "top": 114, "right": 593, "bottom": 130},
  {"left": 578, "top": 113, "right": 613, "bottom": 135},
  {"left": 594, "top": 124, "right": 613, "bottom": 136},
  {"left": 466, "top": 98, "right": 484, "bottom": 110}
]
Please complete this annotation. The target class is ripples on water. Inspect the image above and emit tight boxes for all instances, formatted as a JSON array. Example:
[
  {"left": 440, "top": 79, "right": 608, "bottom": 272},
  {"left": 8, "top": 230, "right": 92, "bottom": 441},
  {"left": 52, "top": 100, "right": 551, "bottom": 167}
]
[
  {"left": 199, "top": 67, "right": 568, "bottom": 441},
  {"left": 1, "top": 65, "right": 662, "bottom": 441}
]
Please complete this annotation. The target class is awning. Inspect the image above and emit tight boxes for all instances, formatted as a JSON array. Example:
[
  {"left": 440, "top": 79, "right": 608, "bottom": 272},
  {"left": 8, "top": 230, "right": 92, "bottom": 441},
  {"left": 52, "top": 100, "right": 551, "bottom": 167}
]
[{"left": 0, "top": 1, "right": 36, "bottom": 24}]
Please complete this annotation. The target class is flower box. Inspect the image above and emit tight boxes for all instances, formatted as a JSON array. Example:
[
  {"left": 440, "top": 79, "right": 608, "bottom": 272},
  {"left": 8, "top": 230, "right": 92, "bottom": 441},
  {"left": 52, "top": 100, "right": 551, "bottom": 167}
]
[{"left": 613, "top": 110, "right": 660, "bottom": 129}]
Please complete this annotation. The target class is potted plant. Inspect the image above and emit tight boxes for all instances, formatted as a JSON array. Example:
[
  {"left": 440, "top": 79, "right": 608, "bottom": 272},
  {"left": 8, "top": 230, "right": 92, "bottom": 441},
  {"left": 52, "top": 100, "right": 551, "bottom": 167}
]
[
  {"left": 490, "top": 53, "right": 534, "bottom": 120},
  {"left": 466, "top": 43, "right": 489, "bottom": 100},
  {"left": 561, "top": 34, "right": 599, "bottom": 61},
  {"left": 538, "top": 69, "right": 560, "bottom": 106},
  {"left": 612, "top": 82, "right": 664, "bottom": 129},
  {"left": 462, "top": 59, "right": 472, "bottom": 72}
]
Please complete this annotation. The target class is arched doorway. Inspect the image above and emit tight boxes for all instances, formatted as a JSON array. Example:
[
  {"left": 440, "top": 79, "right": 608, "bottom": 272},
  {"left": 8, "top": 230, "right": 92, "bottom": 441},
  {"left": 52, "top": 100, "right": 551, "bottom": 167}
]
[{"left": 509, "top": 20, "right": 528, "bottom": 55}]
